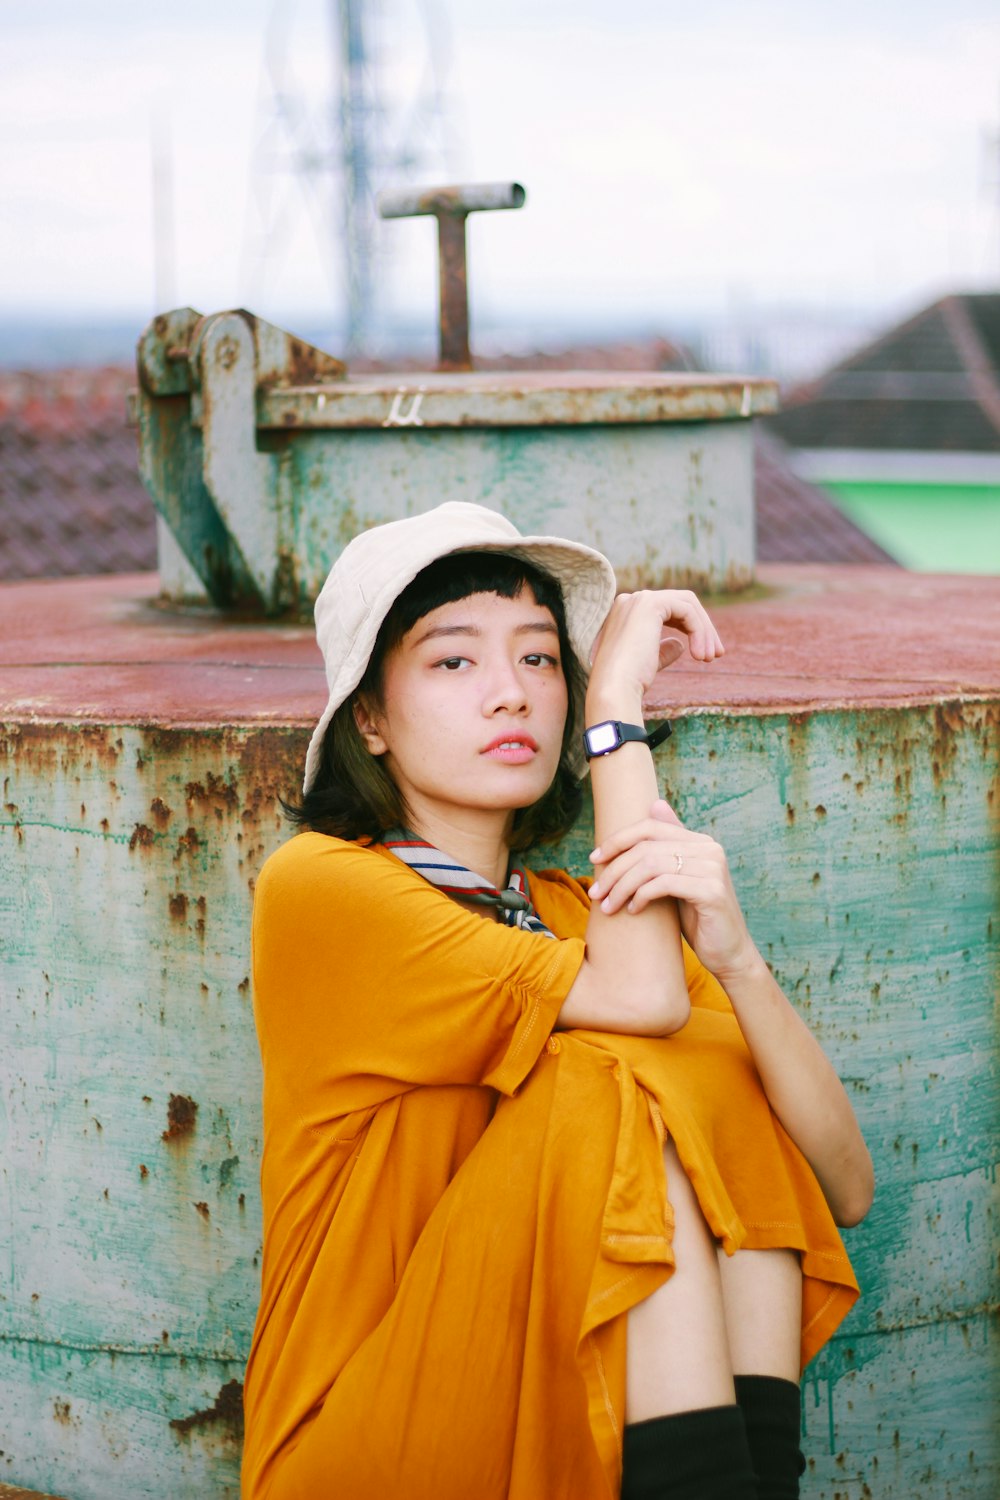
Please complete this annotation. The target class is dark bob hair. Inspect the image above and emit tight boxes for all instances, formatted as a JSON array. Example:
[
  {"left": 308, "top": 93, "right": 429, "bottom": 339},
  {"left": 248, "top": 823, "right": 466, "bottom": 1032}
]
[{"left": 285, "top": 551, "right": 587, "bottom": 852}]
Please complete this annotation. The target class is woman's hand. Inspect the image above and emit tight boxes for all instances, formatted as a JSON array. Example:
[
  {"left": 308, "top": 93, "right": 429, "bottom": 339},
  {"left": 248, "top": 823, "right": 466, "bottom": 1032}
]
[
  {"left": 588, "top": 799, "right": 758, "bottom": 980},
  {"left": 587, "top": 590, "right": 724, "bottom": 712}
]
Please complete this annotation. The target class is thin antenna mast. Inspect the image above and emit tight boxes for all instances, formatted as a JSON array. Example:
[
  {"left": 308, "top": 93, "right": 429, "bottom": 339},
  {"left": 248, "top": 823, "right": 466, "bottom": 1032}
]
[
  {"left": 335, "top": 0, "right": 377, "bottom": 353},
  {"left": 243, "top": 0, "right": 458, "bottom": 351},
  {"left": 150, "top": 103, "right": 177, "bottom": 311}
]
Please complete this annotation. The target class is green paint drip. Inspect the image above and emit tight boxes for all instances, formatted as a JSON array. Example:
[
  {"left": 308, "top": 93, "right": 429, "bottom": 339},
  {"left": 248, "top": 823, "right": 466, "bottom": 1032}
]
[{"left": 0, "top": 819, "right": 140, "bottom": 845}]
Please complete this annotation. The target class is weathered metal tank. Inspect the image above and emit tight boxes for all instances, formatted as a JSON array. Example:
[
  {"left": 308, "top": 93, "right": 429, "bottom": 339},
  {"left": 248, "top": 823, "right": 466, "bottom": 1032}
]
[
  {"left": 1, "top": 260, "right": 998, "bottom": 1495},
  {"left": 132, "top": 306, "right": 773, "bottom": 616}
]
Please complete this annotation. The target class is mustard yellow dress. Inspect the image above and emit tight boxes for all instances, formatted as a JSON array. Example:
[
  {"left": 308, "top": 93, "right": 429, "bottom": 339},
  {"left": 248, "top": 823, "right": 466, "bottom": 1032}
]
[{"left": 241, "top": 832, "right": 858, "bottom": 1500}]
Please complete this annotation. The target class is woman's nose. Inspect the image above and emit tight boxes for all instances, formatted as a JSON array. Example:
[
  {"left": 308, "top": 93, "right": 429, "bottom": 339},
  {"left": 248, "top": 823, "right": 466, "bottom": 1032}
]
[{"left": 482, "top": 660, "right": 529, "bottom": 714}]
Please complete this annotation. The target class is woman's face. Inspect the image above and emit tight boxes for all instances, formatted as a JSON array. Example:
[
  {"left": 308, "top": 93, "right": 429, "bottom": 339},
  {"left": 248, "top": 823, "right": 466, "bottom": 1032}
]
[{"left": 356, "top": 587, "right": 569, "bottom": 833}]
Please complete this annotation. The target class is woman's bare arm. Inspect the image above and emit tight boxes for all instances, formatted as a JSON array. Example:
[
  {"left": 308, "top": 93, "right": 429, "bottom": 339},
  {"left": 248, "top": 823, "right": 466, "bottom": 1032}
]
[
  {"left": 589, "top": 800, "right": 875, "bottom": 1226},
  {"left": 555, "top": 591, "right": 724, "bottom": 1037},
  {"left": 711, "top": 948, "right": 874, "bottom": 1226}
]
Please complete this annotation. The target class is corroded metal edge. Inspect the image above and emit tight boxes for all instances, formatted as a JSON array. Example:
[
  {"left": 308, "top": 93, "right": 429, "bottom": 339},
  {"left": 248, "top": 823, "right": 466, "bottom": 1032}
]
[
  {"left": 257, "top": 372, "right": 779, "bottom": 430},
  {"left": 0, "top": 1486, "right": 71, "bottom": 1500}
]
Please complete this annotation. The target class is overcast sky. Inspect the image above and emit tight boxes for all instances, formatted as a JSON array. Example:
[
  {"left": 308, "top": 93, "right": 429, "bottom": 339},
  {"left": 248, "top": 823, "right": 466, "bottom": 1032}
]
[{"left": 2, "top": 0, "right": 999, "bottom": 342}]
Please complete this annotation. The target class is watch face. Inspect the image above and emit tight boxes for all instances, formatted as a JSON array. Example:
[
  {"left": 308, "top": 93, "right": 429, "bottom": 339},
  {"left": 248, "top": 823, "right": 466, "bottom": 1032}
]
[{"left": 586, "top": 722, "right": 619, "bottom": 755}]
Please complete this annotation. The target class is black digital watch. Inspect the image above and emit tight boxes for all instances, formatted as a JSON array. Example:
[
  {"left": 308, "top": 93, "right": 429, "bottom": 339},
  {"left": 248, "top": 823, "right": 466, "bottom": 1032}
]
[{"left": 582, "top": 718, "right": 673, "bottom": 760}]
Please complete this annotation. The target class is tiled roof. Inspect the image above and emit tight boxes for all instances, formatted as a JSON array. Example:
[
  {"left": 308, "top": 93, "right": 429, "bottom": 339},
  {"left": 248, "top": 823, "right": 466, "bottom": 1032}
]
[
  {"left": 753, "top": 430, "right": 896, "bottom": 564},
  {"left": 0, "top": 350, "right": 895, "bottom": 584},
  {"left": 0, "top": 368, "right": 156, "bottom": 582},
  {"left": 765, "top": 293, "right": 1000, "bottom": 452},
  {"left": 351, "top": 335, "right": 700, "bottom": 375}
]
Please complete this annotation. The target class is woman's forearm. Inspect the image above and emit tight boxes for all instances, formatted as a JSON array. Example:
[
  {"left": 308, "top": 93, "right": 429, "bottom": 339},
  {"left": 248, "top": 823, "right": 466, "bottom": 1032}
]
[
  {"left": 556, "top": 684, "right": 690, "bottom": 1035},
  {"left": 714, "top": 948, "right": 875, "bottom": 1227},
  {"left": 557, "top": 589, "right": 724, "bottom": 1036}
]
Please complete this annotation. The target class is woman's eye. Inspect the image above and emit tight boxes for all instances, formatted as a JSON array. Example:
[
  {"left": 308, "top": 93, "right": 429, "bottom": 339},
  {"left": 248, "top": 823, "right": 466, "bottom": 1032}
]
[
  {"left": 435, "top": 656, "right": 470, "bottom": 671},
  {"left": 523, "top": 653, "right": 558, "bottom": 668}
]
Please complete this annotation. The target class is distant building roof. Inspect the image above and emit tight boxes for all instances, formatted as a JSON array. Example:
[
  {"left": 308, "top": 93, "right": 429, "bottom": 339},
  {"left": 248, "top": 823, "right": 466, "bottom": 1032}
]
[
  {"left": 0, "top": 368, "right": 156, "bottom": 582},
  {"left": 0, "top": 351, "right": 896, "bottom": 585},
  {"left": 753, "top": 429, "right": 896, "bottom": 565},
  {"left": 765, "top": 293, "right": 1000, "bottom": 452}
]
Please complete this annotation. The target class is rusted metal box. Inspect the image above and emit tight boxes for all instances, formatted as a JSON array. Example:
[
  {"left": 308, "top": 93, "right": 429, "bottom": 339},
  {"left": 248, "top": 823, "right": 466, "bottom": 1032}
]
[{"left": 133, "top": 307, "right": 776, "bottom": 616}]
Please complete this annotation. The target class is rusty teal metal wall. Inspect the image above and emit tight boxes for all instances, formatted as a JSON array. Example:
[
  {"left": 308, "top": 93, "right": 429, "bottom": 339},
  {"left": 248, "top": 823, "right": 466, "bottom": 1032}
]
[
  {"left": 0, "top": 723, "right": 289, "bottom": 1499},
  {"left": 133, "top": 309, "right": 776, "bottom": 614},
  {"left": 2, "top": 685, "right": 997, "bottom": 1498},
  {"left": 0, "top": 564, "right": 995, "bottom": 1500},
  {"left": 551, "top": 699, "right": 1000, "bottom": 1500}
]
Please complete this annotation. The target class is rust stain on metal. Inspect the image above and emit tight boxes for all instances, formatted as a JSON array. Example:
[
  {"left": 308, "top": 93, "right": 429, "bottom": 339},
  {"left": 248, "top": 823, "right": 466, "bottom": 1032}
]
[
  {"left": 185, "top": 772, "right": 239, "bottom": 818},
  {"left": 81, "top": 724, "right": 123, "bottom": 766},
  {"left": 52, "top": 1400, "right": 72, "bottom": 1425},
  {"left": 0, "top": 1485, "right": 72, "bottom": 1500},
  {"left": 168, "top": 891, "right": 188, "bottom": 922},
  {"left": 150, "top": 796, "right": 172, "bottom": 827},
  {"left": 930, "top": 699, "right": 972, "bottom": 787},
  {"left": 193, "top": 1200, "right": 210, "bottom": 1220},
  {"left": 161, "top": 1093, "right": 198, "bottom": 1143},
  {"left": 271, "top": 331, "right": 346, "bottom": 389},
  {"left": 169, "top": 1379, "right": 244, "bottom": 1440},
  {"left": 139, "top": 1163, "right": 149, "bottom": 1179},
  {"left": 128, "top": 822, "right": 155, "bottom": 852},
  {"left": 175, "top": 825, "right": 200, "bottom": 858},
  {"left": 236, "top": 729, "right": 297, "bottom": 835}
]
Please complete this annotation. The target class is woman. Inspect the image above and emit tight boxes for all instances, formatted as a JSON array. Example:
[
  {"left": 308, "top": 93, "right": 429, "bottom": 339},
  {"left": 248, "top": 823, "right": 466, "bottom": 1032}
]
[{"left": 242, "top": 501, "right": 873, "bottom": 1500}]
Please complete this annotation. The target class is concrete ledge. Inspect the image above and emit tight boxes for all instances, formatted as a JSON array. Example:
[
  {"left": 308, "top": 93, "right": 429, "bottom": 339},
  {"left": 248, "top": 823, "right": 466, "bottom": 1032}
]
[{"left": 0, "top": 565, "right": 997, "bottom": 726}]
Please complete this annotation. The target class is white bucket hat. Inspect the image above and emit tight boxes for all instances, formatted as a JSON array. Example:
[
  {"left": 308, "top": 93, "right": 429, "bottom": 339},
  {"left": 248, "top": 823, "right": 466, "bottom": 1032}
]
[{"left": 303, "top": 501, "right": 618, "bottom": 793}]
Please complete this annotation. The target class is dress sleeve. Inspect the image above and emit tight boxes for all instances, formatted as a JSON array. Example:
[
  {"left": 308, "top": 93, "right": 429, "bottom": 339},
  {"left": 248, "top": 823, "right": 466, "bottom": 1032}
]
[{"left": 252, "top": 833, "right": 585, "bottom": 1115}]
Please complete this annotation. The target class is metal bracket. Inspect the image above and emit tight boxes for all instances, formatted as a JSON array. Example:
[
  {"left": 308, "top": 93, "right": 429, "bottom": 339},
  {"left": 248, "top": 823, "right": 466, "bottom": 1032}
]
[
  {"left": 191, "top": 312, "right": 287, "bottom": 612},
  {"left": 135, "top": 308, "right": 346, "bottom": 614}
]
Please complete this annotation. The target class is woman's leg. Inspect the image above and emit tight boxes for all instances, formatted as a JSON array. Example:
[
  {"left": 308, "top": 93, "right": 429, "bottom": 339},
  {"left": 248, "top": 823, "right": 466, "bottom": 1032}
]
[
  {"left": 717, "top": 1248, "right": 805, "bottom": 1500},
  {"left": 621, "top": 1141, "right": 755, "bottom": 1499},
  {"left": 715, "top": 1248, "right": 801, "bottom": 1381},
  {"left": 626, "top": 1141, "right": 735, "bottom": 1421}
]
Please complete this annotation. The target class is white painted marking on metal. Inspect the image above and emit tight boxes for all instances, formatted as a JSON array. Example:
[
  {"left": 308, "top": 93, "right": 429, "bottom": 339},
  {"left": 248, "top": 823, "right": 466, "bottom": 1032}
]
[{"left": 382, "top": 388, "right": 426, "bottom": 427}]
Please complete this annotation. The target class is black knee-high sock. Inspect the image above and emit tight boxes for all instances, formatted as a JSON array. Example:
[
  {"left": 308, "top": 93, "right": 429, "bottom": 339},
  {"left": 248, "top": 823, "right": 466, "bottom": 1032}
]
[
  {"left": 621, "top": 1403, "right": 757, "bottom": 1500},
  {"left": 733, "top": 1375, "right": 806, "bottom": 1500}
]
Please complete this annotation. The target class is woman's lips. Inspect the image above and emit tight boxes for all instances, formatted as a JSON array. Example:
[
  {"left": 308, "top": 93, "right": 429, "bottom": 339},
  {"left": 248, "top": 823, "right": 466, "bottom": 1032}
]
[{"left": 482, "top": 734, "right": 539, "bottom": 764}]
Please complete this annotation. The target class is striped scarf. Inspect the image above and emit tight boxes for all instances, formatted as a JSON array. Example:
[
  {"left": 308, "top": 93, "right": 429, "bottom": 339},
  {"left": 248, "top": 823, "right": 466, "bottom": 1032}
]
[{"left": 383, "top": 830, "right": 556, "bottom": 939}]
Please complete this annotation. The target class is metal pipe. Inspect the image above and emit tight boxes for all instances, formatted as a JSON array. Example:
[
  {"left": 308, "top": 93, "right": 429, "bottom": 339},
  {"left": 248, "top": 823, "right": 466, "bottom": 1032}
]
[
  {"left": 377, "top": 182, "right": 526, "bottom": 370},
  {"left": 437, "top": 213, "right": 470, "bottom": 370},
  {"left": 378, "top": 182, "right": 525, "bottom": 218}
]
